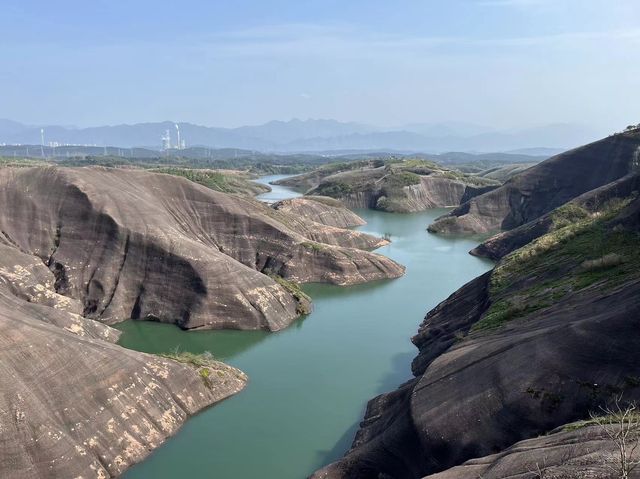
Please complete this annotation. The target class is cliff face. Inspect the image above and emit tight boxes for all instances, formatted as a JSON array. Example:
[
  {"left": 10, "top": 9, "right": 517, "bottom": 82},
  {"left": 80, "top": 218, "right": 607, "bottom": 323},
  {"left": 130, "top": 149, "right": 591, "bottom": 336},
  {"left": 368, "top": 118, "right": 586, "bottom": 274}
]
[
  {"left": 272, "top": 196, "right": 367, "bottom": 228},
  {"left": 306, "top": 162, "right": 498, "bottom": 213},
  {"left": 0, "top": 240, "right": 247, "bottom": 479},
  {"left": 0, "top": 167, "right": 403, "bottom": 331},
  {"left": 313, "top": 187, "right": 640, "bottom": 479},
  {"left": 429, "top": 130, "right": 640, "bottom": 234},
  {"left": 472, "top": 172, "right": 640, "bottom": 261}
]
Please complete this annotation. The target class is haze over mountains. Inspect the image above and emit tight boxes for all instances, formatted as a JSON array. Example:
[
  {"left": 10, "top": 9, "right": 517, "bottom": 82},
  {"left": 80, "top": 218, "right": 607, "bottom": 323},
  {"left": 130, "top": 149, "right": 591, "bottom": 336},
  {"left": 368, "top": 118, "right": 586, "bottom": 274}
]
[{"left": 0, "top": 118, "right": 602, "bottom": 154}]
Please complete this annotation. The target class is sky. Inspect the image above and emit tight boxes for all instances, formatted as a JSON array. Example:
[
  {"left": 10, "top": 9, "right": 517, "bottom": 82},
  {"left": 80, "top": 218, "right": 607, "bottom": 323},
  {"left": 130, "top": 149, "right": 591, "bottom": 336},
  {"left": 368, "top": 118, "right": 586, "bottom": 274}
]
[{"left": 1, "top": 0, "right": 639, "bottom": 131}]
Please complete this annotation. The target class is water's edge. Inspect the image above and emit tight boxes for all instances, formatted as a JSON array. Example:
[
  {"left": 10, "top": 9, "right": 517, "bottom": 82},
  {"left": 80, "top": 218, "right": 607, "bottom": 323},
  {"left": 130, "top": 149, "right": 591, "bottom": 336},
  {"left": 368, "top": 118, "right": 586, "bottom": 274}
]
[{"left": 117, "top": 177, "right": 493, "bottom": 478}]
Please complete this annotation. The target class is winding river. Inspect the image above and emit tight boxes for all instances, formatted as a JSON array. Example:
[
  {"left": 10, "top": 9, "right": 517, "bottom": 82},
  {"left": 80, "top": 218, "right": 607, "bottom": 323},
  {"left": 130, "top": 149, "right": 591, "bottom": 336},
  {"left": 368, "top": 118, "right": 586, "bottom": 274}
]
[{"left": 117, "top": 175, "right": 493, "bottom": 479}]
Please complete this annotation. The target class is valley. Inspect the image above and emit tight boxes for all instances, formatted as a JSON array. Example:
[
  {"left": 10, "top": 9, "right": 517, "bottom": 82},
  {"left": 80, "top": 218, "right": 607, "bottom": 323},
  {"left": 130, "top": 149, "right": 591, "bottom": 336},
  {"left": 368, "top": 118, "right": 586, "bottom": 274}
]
[{"left": 116, "top": 193, "right": 493, "bottom": 479}]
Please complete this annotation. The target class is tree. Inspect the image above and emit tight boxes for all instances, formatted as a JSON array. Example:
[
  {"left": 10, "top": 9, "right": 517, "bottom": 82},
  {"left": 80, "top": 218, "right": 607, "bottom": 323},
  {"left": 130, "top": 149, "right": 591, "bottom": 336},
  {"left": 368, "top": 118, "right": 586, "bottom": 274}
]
[{"left": 591, "top": 395, "right": 640, "bottom": 479}]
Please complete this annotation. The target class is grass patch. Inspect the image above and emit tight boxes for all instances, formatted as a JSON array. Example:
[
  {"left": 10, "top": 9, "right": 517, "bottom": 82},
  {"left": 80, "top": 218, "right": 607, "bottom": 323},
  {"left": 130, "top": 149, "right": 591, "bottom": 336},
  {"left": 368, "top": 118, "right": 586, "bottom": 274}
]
[
  {"left": 472, "top": 297, "right": 549, "bottom": 332},
  {"left": 159, "top": 350, "right": 216, "bottom": 367},
  {"left": 267, "top": 273, "right": 312, "bottom": 315},
  {"left": 158, "top": 350, "right": 218, "bottom": 389},
  {"left": 477, "top": 196, "right": 640, "bottom": 333},
  {"left": 313, "top": 181, "right": 354, "bottom": 198},
  {"left": 550, "top": 203, "right": 590, "bottom": 229},
  {"left": 301, "top": 241, "right": 326, "bottom": 252},
  {"left": 154, "top": 167, "right": 267, "bottom": 195}
]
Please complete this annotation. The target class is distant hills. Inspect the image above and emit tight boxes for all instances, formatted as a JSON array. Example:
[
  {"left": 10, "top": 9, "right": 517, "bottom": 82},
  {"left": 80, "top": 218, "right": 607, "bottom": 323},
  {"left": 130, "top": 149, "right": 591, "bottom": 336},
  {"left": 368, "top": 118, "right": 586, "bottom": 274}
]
[{"left": 0, "top": 118, "right": 603, "bottom": 154}]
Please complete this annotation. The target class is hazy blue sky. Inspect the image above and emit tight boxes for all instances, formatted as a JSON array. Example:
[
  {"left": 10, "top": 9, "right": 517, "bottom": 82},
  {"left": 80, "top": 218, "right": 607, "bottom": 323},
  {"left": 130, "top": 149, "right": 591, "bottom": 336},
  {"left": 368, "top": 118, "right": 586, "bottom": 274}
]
[{"left": 1, "top": 0, "right": 639, "bottom": 130}]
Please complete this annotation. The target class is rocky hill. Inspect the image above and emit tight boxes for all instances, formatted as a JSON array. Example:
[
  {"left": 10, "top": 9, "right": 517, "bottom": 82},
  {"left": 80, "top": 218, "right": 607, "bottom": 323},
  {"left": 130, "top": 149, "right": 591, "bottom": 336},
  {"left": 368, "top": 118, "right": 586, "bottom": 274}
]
[
  {"left": 428, "top": 130, "right": 640, "bottom": 234},
  {"left": 277, "top": 160, "right": 499, "bottom": 213},
  {"left": 313, "top": 170, "right": 640, "bottom": 478},
  {"left": 150, "top": 167, "right": 271, "bottom": 196},
  {"left": 0, "top": 241, "right": 248, "bottom": 479},
  {"left": 272, "top": 196, "right": 367, "bottom": 228},
  {"left": 0, "top": 167, "right": 403, "bottom": 331},
  {"left": 0, "top": 165, "right": 407, "bottom": 479}
]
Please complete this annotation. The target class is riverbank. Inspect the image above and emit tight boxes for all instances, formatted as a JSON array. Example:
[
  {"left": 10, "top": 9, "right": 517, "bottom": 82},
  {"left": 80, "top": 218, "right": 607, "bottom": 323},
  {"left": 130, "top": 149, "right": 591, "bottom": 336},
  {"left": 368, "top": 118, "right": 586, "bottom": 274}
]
[{"left": 117, "top": 178, "right": 492, "bottom": 478}]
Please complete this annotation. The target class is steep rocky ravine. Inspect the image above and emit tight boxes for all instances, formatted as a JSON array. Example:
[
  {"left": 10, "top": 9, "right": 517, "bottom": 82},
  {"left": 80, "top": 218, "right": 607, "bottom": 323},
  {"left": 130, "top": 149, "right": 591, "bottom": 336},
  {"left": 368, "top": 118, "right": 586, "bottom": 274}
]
[{"left": 313, "top": 178, "right": 640, "bottom": 478}]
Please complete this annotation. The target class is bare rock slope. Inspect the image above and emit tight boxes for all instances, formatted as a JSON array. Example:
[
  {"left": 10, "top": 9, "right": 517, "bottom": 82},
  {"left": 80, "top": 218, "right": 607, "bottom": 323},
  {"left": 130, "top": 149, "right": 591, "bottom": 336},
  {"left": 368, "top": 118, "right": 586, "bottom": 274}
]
[
  {"left": 272, "top": 196, "right": 367, "bottom": 228},
  {"left": 308, "top": 162, "right": 498, "bottom": 213},
  {"left": 424, "top": 423, "right": 640, "bottom": 479},
  {"left": 276, "top": 160, "right": 498, "bottom": 213},
  {"left": 313, "top": 182, "right": 640, "bottom": 478},
  {"left": 0, "top": 167, "right": 403, "bottom": 331},
  {"left": 428, "top": 130, "right": 640, "bottom": 234},
  {"left": 0, "top": 241, "right": 247, "bottom": 479}
]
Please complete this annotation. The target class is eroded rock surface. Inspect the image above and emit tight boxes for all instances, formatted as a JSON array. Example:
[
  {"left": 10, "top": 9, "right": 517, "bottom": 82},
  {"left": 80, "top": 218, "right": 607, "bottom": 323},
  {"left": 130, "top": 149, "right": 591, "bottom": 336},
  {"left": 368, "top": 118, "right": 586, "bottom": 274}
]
[
  {"left": 429, "top": 130, "right": 640, "bottom": 234},
  {"left": 308, "top": 163, "right": 497, "bottom": 213},
  {"left": 313, "top": 186, "right": 640, "bottom": 479},
  {"left": 471, "top": 171, "right": 640, "bottom": 261},
  {"left": 0, "top": 166, "right": 403, "bottom": 331},
  {"left": 424, "top": 423, "right": 638, "bottom": 479},
  {"left": 0, "top": 240, "right": 247, "bottom": 479},
  {"left": 272, "top": 196, "right": 367, "bottom": 228}
]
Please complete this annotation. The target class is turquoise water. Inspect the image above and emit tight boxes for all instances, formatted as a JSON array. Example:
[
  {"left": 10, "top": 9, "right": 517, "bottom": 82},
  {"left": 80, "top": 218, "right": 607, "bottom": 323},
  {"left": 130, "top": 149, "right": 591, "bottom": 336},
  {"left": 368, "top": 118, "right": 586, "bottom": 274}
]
[
  {"left": 253, "top": 174, "right": 303, "bottom": 202},
  {"left": 118, "top": 181, "right": 492, "bottom": 479}
]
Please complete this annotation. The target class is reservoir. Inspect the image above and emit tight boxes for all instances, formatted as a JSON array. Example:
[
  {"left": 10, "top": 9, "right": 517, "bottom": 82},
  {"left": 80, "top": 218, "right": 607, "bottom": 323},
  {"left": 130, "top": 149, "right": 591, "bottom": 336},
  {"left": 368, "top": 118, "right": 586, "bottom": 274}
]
[{"left": 117, "top": 176, "right": 493, "bottom": 479}]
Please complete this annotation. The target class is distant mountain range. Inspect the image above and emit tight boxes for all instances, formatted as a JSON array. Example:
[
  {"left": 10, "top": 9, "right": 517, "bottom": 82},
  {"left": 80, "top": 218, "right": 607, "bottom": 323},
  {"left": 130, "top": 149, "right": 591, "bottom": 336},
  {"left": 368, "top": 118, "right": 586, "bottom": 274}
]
[{"left": 0, "top": 118, "right": 604, "bottom": 154}]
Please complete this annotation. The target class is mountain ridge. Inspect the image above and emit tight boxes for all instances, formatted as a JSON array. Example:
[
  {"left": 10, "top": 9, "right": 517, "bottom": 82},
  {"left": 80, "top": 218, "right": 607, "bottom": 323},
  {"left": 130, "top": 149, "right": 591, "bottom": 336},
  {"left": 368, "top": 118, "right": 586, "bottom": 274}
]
[{"left": 0, "top": 118, "right": 603, "bottom": 153}]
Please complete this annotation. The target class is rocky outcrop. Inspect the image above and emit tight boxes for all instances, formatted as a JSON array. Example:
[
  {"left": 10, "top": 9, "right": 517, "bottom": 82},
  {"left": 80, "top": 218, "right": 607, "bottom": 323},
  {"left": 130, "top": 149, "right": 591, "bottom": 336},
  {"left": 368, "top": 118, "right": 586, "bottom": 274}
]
[
  {"left": 152, "top": 168, "right": 271, "bottom": 196},
  {"left": 0, "top": 167, "right": 403, "bottom": 331},
  {"left": 475, "top": 163, "right": 535, "bottom": 183},
  {"left": 313, "top": 188, "right": 640, "bottom": 479},
  {"left": 306, "top": 162, "right": 498, "bottom": 213},
  {"left": 424, "top": 423, "right": 634, "bottom": 479},
  {"left": 272, "top": 196, "right": 367, "bottom": 228},
  {"left": 428, "top": 130, "right": 640, "bottom": 234},
  {"left": 0, "top": 240, "right": 247, "bottom": 479},
  {"left": 472, "top": 171, "right": 640, "bottom": 261}
]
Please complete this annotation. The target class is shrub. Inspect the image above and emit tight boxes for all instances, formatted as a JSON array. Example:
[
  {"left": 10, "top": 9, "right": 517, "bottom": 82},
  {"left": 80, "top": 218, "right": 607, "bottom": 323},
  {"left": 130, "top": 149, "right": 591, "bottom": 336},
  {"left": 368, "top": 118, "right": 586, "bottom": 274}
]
[{"left": 580, "top": 253, "right": 624, "bottom": 272}]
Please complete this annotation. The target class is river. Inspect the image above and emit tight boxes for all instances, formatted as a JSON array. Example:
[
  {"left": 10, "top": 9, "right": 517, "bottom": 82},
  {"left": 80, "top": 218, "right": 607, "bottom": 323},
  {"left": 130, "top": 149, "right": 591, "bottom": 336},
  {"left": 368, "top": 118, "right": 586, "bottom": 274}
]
[{"left": 117, "top": 175, "right": 493, "bottom": 479}]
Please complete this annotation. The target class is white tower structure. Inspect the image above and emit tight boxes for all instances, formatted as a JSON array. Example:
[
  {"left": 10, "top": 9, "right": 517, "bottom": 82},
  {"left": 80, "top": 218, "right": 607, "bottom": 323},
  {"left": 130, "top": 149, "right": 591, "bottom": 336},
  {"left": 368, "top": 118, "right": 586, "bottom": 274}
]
[
  {"left": 161, "top": 130, "right": 171, "bottom": 150},
  {"left": 175, "top": 123, "right": 181, "bottom": 150}
]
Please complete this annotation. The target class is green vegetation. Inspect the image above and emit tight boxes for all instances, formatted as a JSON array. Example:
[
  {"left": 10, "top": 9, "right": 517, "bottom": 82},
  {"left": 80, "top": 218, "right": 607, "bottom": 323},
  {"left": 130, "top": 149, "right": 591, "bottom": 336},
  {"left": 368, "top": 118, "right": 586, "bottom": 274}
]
[
  {"left": 154, "top": 168, "right": 237, "bottom": 192},
  {"left": 313, "top": 182, "right": 354, "bottom": 198},
  {"left": 472, "top": 298, "right": 548, "bottom": 332},
  {"left": 550, "top": 203, "right": 590, "bottom": 229},
  {"left": 474, "top": 197, "right": 640, "bottom": 333},
  {"left": 440, "top": 169, "right": 500, "bottom": 187},
  {"left": 159, "top": 350, "right": 217, "bottom": 367},
  {"left": 151, "top": 167, "right": 272, "bottom": 196},
  {"left": 158, "top": 350, "right": 219, "bottom": 389},
  {"left": 385, "top": 171, "right": 422, "bottom": 188},
  {"left": 0, "top": 156, "right": 49, "bottom": 168},
  {"left": 267, "top": 273, "right": 312, "bottom": 315},
  {"left": 300, "top": 241, "right": 326, "bottom": 252}
]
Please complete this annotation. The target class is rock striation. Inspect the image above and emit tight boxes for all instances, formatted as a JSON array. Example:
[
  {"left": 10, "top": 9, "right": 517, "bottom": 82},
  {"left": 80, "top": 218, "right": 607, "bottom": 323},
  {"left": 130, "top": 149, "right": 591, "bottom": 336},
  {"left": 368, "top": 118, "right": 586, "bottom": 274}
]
[
  {"left": 472, "top": 171, "right": 640, "bottom": 261},
  {"left": 428, "top": 130, "right": 640, "bottom": 234},
  {"left": 272, "top": 196, "right": 367, "bottom": 228},
  {"left": 302, "top": 161, "right": 498, "bottom": 213},
  {"left": 313, "top": 178, "right": 640, "bottom": 478},
  {"left": 0, "top": 166, "right": 404, "bottom": 331},
  {"left": 0, "top": 239, "right": 247, "bottom": 479},
  {"left": 424, "top": 423, "right": 632, "bottom": 479}
]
